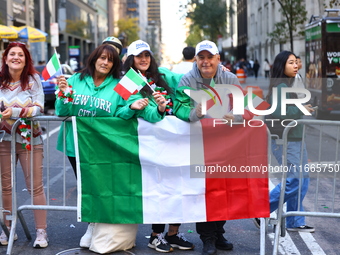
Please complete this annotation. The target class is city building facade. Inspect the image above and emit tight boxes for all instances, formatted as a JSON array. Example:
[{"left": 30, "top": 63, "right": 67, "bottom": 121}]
[
  {"left": 147, "top": 0, "right": 161, "bottom": 63},
  {"left": 1, "top": 0, "right": 106, "bottom": 67},
  {"left": 246, "top": 0, "right": 337, "bottom": 77},
  {"left": 223, "top": 0, "right": 238, "bottom": 63},
  {"left": 108, "top": 0, "right": 127, "bottom": 37}
]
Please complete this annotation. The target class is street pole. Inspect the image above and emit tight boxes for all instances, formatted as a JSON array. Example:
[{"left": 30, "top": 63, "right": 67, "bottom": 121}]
[
  {"left": 7, "top": 0, "right": 13, "bottom": 26},
  {"left": 25, "top": 0, "right": 31, "bottom": 51},
  {"left": 40, "top": 0, "right": 45, "bottom": 62},
  {"left": 49, "top": 0, "right": 55, "bottom": 23},
  {"left": 26, "top": 0, "right": 29, "bottom": 25},
  {"left": 48, "top": 0, "right": 56, "bottom": 58}
]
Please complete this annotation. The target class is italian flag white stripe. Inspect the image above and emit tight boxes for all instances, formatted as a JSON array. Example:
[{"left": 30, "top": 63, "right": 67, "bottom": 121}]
[{"left": 138, "top": 118, "right": 206, "bottom": 223}]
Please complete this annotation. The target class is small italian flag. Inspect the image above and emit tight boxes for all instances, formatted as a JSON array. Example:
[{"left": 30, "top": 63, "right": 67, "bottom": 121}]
[
  {"left": 42, "top": 53, "right": 62, "bottom": 80},
  {"left": 114, "top": 68, "right": 146, "bottom": 100},
  {"left": 73, "top": 117, "right": 269, "bottom": 224}
]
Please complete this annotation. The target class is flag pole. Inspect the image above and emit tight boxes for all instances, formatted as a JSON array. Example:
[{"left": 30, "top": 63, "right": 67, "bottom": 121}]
[
  {"left": 136, "top": 69, "right": 155, "bottom": 93},
  {"left": 54, "top": 47, "right": 63, "bottom": 75}
]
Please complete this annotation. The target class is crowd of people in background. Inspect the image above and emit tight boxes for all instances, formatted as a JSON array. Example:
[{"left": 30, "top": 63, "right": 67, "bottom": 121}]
[{"left": 217, "top": 57, "right": 267, "bottom": 80}]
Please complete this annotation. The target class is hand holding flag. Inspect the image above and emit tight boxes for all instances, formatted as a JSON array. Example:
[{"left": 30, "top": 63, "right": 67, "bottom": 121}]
[
  {"left": 139, "top": 72, "right": 167, "bottom": 106},
  {"left": 55, "top": 75, "right": 75, "bottom": 104},
  {"left": 136, "top": 70, "right": 156, "bottom": 93}
]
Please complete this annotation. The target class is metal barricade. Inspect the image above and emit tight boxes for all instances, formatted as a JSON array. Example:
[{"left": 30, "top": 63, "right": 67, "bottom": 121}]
[
  {"left": 4, "top": 116, "right": 74, "bottom": 255},
  {"left": 272, "top": 119, "right": 340, "bottom": 255},
  {"left": 256, "top": 127, "right": 273, "bottom": 255}
]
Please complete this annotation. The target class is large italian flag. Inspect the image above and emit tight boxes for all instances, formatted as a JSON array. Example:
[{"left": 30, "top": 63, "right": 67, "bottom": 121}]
[{"left": 73, "top": 117, "right": 269, "bottom": 224}]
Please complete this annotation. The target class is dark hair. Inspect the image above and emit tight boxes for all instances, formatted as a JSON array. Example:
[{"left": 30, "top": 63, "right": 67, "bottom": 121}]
[
  {"left": 0, "top": 42, "right": 38, "bottom": 90},
  {"left": 79, "top": 44, "right": 121, "bottom": 80},
  {"left": 296, "top": 56, "right": 301, "bottom": 59},
  {"left": 122, "top": 54, "right": 172, "bottom": 97},
  {"left": 182, "top": 46, "right": 195, "bottom": 60},
  {"left": 267, "top": 50, "right": 297, "bottom": 101}
]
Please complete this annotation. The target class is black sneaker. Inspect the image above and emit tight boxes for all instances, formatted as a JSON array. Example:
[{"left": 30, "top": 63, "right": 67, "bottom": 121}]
[
  {"left": 215, "top": 234, "right": 233, "bottom": 250},
  {"left": 165, "top": 232, "right": 194, "bottom": 250},
  {"left": 148, "top": 233, "right": 174, "bottom": 253},
  {"left": 253, "top": 218, "right": 260, "bottom": 229},
  {"left": 287, "top": 225, "right": 315, "bottom": 233},
  {"left": 202, "top": 237, "right": 217, "bottom": 255}
]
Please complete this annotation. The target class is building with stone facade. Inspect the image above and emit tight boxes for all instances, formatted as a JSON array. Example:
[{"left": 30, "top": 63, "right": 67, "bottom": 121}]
[
  {"left": 0, "top": 0, "right": 156, "bottom": 66},
  {"left": 1, "top": 0, "right": 105, "bottom": 66},
  {"left": 242, "top": 0, "right": 338, "bottom": 77}
]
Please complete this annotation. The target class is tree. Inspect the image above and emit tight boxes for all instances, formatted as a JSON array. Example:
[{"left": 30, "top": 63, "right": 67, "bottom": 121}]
[
  {"left": 65, "top": 19, "right": 88, "bottom": 38},
  {"left": 268, "top": 0, "right": 307, "bottom": 52},
  {"left": 185, "top": 25, "right": 203, "bottom": 46},
  {"left": 116, "top": 18, "right": 139, "bottom": 46},
  {"left": 187, "top": 0, "right": 226, "bottom": 42}
]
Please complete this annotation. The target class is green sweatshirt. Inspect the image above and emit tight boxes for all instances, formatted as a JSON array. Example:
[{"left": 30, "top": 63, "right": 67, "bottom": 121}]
[
  {"left": 270, "top": 83, "right": 304, "bottom": 141},
  {"left": 55, "top": 73, "right": 135, "bottom": 157},
  {"left": 127, "top": 67, "right": 192, "bottom": 122}
]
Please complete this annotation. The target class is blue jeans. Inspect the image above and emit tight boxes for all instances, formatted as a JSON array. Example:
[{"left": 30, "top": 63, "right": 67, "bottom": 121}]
[{"left": 270, "top": 139, "right": 310, "bottom": 228}]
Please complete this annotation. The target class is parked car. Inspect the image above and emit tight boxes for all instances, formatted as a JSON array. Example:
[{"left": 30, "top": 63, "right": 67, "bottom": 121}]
[{"left": 35, "top": 64, "right": 74, "bottom": 107}]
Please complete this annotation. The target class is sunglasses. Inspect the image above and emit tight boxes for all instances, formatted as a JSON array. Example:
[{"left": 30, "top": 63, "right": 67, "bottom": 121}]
[{"left": 8, "top": 41, "right": 27, "bottom": 47}]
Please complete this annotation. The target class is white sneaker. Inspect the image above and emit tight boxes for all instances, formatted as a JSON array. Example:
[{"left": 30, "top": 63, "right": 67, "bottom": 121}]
[
  {"left": 0, "top": 228, "right": 18, "bottom": 246},
  {"left": 79, "top": 223, "right": 95, "bottom": 248},
  {"left": 33, "top": 229, "right": 48, "bottom": 248}
]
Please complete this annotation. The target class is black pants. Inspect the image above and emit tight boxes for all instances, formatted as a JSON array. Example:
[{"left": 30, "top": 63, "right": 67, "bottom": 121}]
[
  {"left": 68, "top": 156, "right": 77, "bottom": 178},
  {"left": 152, "top": 224, "right": 181, "bottom": 233},
  {"left": 196, "top": 221, "right": 226, "bottom": 241},
  {"left": 265, "top": 70, "right": 270, "bottom": 78}
]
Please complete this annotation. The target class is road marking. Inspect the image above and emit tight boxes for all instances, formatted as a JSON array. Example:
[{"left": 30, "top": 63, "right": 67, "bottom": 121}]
[
  {"left": 299, "top": 232, "right": 326, "bottom": 255},
  {"left": 268, "top": 232, "right": 301, "bottom": 255},
  {"left": 268, "top": 179, "right": 326, "bottom": 255},
  {"left": 268, "top": 180, "right": 301, "bottom": 255},
  {"left": 41, "top": 126, "right": 60, "bottom": 140}
]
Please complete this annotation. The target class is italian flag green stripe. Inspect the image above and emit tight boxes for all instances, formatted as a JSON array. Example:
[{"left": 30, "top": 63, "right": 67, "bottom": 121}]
[
  {"left": 74, "top": 117, "right": 143, "bottom": 223},
  {"left": 125, "top": 68, "right": 146, "bottom": 85},
  {"left": 50, "top": 53, "right": 60, "bottom": 70}
]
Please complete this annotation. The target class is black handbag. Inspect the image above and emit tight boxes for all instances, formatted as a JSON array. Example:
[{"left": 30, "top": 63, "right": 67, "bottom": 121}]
[{"left": 265, "top": 114, "right": 285, "bottom": 138}]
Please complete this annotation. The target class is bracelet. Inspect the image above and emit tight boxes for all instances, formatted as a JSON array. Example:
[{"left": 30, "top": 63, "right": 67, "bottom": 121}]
[{"left": 55, "top": 85, "right": 75, "bottom": 104}]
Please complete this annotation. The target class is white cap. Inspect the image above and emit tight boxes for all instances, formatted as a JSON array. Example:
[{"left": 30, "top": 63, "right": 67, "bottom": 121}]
[
  {"left": 127, "top": 40, "right": 153, "bottom": 56},
  {"left": 195, "top": 40, "right": 219, "bottom": 56},
  {"left": 102, "top": 36, "right": 123, "bottom": 55}
]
